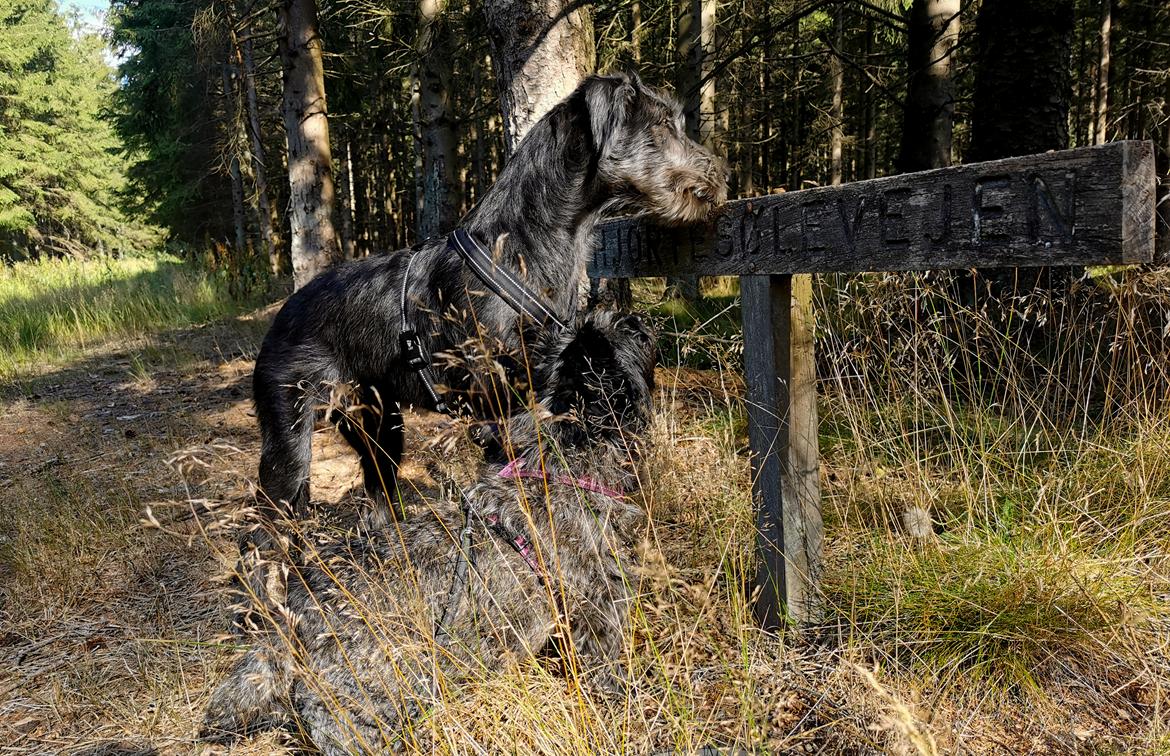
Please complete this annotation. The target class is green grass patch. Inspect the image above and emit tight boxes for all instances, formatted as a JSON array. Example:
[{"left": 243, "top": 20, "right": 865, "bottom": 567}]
[
  {"left": 642, "top": 291, "right": 741, "bottom": 370},
  {"left": 822, "top": 533, "right": 1152, "bottom": 690},
  {"left": 0, "top": 254, "right": 255, "bottom": 378}
]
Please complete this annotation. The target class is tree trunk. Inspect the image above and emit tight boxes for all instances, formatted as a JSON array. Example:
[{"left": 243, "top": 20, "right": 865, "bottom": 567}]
[
  {"left": 1093, "top": 0, "right": 1112, "bottom": 145},
  {"left": 898, "top": 0, "right": 960, "bottom": 172},
  {"left": 412, "top": 0, "right": 459, "bottom": 241},
  {"left": 221, "top": 64, "right": 248, "bottom": 257},
  {"left": 829, "top": 8, "right": 844, "bottom": 186},
  {"left": 677, "top": 0, "right": 716, "bottom": 147},
  {"left": 278, "top": 0, "right": 341, "bottom": 290},
  {"left": 667, "top": 0, "right": 716, "bottom": 300},
  {"left": 631, "top": 1, "right": 642, "bottom": 64},
  {"left": 787, "top": 19, "right": 802, "bottom": 191},
  {"left": 238, "top": 22, "right": 281, "bottom": 274},
  {"left": 483, "top": 0, "right": 595, "bottom": 151},
  {"left": 482, "top": 0, "right": 621, "bottom": 308},
  {"left": 971, "top": 0, "right": 1073, "bottom": 163},
  {"left": 861, "top": 17, "right": 876, "bottom": 180},
  {"left": 338, "top": 135, "right": 356, "bottom": 258},
  {"left": 969, "top": 0, "right": 1075, "bottom": 306}
]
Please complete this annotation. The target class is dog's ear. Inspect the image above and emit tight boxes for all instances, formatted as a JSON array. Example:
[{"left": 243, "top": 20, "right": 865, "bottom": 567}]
[
  {"left": 546, "top": 319, "right": 617, "bottom": 418},
  {"left": 586, "top": 74, "right": 637, "bottom": 152}
]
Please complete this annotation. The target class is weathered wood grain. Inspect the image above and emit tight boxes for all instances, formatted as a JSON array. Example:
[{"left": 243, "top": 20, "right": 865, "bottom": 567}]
[
  {"left": 742, "top": 274, "right": 823, "bottom": 628},
  {"left": 590, "top": 141, "right": 1156, "bottom": 277}
]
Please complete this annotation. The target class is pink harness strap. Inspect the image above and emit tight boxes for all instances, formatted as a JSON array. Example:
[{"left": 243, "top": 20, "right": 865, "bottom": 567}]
[{"left": 497, "top": 458, "right": 625, "bottom": 500}]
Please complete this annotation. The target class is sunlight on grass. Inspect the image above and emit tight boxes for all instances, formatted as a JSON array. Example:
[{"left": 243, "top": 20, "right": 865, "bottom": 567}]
[
  {"left": 822, "top": 534, "right": 1153, "bottom": 690},
  {"left": 0, "top": 254, "right": 249, "bottom": 379}
]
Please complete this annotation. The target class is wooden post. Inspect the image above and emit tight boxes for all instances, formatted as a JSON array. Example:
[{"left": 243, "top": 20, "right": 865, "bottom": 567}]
[{"left": 741, "top": 274, "right": 822, "bottom": 628}]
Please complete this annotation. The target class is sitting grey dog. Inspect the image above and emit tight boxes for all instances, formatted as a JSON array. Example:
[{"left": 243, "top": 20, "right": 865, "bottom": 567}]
[{"left": 201, "top": 310, "right": 657, "bottom": 753}]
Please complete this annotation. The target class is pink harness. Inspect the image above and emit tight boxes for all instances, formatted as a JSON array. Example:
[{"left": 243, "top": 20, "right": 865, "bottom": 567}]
[
  {"left": 497, "top": 457, "right": 625, "bottom": 500},
  {"left": 484, "top": 459, "right": 625, "bottom": 579}
]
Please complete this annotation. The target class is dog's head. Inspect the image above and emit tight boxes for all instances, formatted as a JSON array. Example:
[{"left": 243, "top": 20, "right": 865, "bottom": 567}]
[
  {"left": 583, "top": 71, "right": 728, "bottom": 225},
  {"left": 533, "top": 310, "right": 657, "bottom": 446}
]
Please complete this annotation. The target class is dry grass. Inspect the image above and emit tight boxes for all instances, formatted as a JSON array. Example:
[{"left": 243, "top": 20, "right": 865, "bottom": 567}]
[{"left": 1, "top": 261, "right": 1168, "bottom": 753}]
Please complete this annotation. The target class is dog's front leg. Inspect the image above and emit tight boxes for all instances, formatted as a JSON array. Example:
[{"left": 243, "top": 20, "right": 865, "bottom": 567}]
[{"left": 568, "top": 596, "right": 630, "bottom": 695}]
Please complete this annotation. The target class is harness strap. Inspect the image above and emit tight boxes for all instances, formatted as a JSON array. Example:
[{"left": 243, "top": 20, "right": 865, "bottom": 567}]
[
  {"left": 498, "top": 457, "right": 626, "bottom": 500},
  {"left": 434, "top": 484, "right": 476, "bottom": 647},
  {"left": 449, "top": 228, "right": 568, "bottom": 332},
  {"left": 400, "top": 229, "right": 567, "bottom": 417},
  {"left": 434, "top": 479, "right": 548, "bottom": 650},
  {"left": 485, "top": 513, "right": 546, "bottom": 582}
]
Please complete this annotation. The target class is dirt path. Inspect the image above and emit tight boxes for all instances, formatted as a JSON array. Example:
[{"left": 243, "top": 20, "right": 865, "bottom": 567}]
[{"left": 0, "top": 311, "right": 328, "bottom": 754}]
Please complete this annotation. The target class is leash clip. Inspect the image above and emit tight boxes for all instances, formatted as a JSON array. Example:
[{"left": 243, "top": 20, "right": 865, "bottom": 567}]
[{"left": 400, "top": 329, "right": 429, "bottom": 372}]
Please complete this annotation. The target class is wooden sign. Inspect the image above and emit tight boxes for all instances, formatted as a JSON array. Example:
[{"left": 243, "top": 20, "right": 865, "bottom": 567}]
[
  {"left": 590, "top": 140, "right": 1155, "bottom": 278},
  {"left": 588, "top": 141, "right": 1157, "bottom": 631}
]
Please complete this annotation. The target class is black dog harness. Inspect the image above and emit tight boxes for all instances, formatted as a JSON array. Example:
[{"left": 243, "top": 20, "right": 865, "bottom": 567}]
[
  {"left": 399, "top": 229, "right": 569, "bottom": 418},
  {"left": 448, "top": 228, "right": 568, "bottom": 332}
]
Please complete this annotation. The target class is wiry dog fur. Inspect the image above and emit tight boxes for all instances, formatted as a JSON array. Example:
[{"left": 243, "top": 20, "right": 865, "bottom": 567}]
[
  {"left": 204, "top": 311, "right": 657, "bottom": 753},
  {"left": 252, "top": 71, "right": 724, "bottom": 523}
]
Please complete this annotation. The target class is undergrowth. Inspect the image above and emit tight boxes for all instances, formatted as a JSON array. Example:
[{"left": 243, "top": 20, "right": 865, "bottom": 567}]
[
  {"left": 2, "top": 263, "right": 1169, "bottom": 752},
  {"left": 0, "top": 254, "right": 259, "bottom": 379}
]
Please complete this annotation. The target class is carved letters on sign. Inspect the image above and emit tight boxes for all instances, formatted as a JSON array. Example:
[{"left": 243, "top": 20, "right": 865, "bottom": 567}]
[{"left": 589, "top": 141, "right": 1154, "bottom": 278}]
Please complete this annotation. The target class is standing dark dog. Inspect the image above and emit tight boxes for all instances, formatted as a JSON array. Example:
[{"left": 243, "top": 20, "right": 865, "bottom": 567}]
[
  {"left": 252, "top": 71, "right": 725, "bottom": 523},
  {"left": 203, "top": 311, "right": 657, "bottom": 753}
]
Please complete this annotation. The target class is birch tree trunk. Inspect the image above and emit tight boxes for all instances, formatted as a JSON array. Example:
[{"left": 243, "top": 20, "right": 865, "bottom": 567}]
[
  {"left": 483, "top": 0, "right": 595, "bottom": 151},
  {"left": 278, "top": 0, "right": 341, "bottom": 290},
  {"left": 412, "top": 0, "right": 458, "bottom": 241},
  {"left": 898, "top": 0, "right": 960, "bottom": 172}
]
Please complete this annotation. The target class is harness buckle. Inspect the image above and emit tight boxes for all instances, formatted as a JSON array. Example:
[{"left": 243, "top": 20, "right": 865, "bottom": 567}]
[{"left": 400, "top": 329, "right": 429, "bottom": 372}]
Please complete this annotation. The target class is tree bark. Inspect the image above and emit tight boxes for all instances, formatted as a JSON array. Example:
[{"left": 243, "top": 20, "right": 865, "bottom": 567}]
[
  {"left": 667, "top": 0, "right": 717, "bottom": 300},
  {"left": 861, "top": 17, "right": 876, "bottom": 180},
  {"left": 237, "top": 21, "right": 281, "bottom": 274},
  {"left": 278, "top": 0, "right": 341, "bottom": 290},
  {"left": 677, "top": 0, "right": 716, "bottom": 147},
  {"left": 1093, "top": 0, "right": 1112, "bottom": 145},
  {"left": 412, "top": 0, "right": 458, "bottom": 241},
  {"left": 338, "top": 135, "right": 356, "bottom": 258},
  {"left": 631, "top": 1, "right": 642, "bottom": 64},
  {"left": 221, "top": 64, "right": 248, "bottom": 257},
  {"left": 970, "top": 0, "right": 1073, "bottom": 163},
  {"left": 898, "top": 0, "right": 960, "bottom": 172},
  {"left": 969, "top": 0, "right": 1076, "bottom": 307},
  {"left": 483, "top": 0, "right": 595, "bottom": 151},
  {"left": 482, "top": 0, "right": 619, "bottom": 308},
  {"left": 829, "top": 8, "right": 845, "bottom": 186}
]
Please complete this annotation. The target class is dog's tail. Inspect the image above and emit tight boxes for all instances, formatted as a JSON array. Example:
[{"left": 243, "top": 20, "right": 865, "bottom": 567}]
[{"left": 200, "top": 649, "right": 289, "bottom": 743}]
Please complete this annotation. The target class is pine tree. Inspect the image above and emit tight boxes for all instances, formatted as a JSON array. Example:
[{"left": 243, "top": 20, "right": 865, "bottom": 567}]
[{"left": 0, "top": 0, "right": 149, "bottom": 258}]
